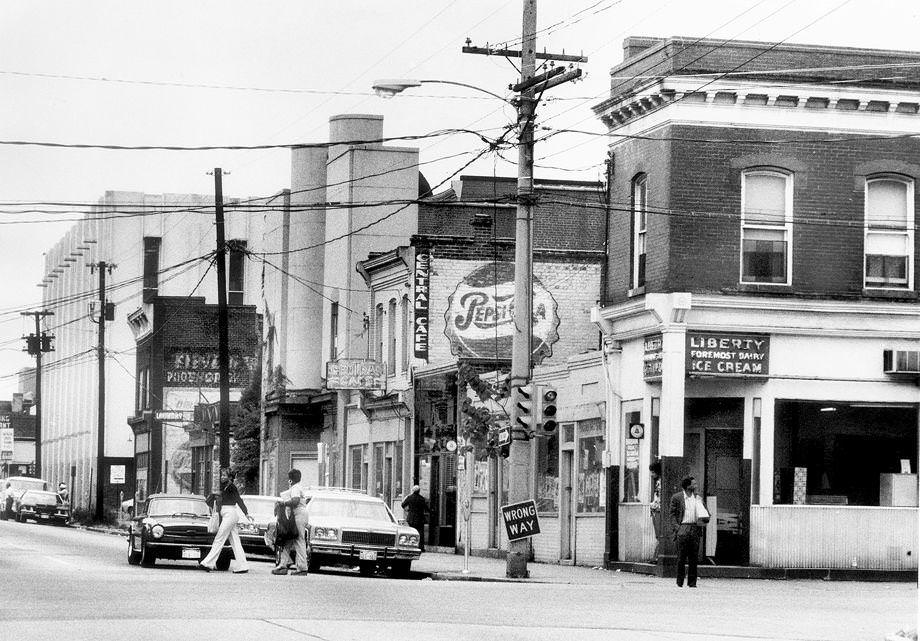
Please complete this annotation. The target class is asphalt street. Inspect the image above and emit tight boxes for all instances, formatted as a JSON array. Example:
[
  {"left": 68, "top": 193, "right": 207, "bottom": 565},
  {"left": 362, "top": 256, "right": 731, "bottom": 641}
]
[{"left": 0, "top": 519, "right": 915, "bottom": 641}]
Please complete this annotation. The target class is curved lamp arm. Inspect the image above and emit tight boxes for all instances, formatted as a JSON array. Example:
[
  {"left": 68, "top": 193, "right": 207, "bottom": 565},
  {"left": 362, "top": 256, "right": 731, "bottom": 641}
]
[{"left": 372, "top": 78, "right": 512, "bottom": 104}]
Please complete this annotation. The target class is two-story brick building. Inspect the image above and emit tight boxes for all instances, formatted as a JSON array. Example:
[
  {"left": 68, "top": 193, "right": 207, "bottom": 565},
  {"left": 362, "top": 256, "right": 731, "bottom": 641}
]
[
  {"left": 592, "top": 37, "right": 919, "bottom": 574},
  {"left": 358, "top": 175, "right": 607, "bottom": 551}
]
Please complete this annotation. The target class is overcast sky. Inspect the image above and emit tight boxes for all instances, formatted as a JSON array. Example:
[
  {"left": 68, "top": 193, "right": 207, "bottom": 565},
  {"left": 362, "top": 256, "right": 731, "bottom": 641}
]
[{"left": 0, "top": 0, "right": 917, "bottom": 395}]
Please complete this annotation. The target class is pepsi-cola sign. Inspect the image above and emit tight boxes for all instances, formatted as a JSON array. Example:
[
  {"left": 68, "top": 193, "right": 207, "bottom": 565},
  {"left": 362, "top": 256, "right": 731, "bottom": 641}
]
[{"left": 444, "top": 262, "right": 559, "bottom": 363}]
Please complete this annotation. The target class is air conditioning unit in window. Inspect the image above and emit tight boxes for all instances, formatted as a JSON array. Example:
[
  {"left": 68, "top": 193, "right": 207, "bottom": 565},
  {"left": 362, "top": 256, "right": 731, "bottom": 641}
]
[{"left": 883, "top": 350, "right": 920, "bottom": 374}]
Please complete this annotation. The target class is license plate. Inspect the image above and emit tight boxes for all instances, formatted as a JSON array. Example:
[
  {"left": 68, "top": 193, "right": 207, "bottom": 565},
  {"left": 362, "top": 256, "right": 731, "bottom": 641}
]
[
  {"left": 359, "top": 550, "right": 377, "bottom": 561},
  {"left": 181, "top": 547, "right": 201, "bottom": 560}
]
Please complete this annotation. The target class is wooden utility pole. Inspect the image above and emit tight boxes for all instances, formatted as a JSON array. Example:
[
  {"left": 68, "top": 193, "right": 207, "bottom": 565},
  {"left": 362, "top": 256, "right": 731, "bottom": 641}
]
[
  {"left": 21, "top": 310, "right": 54, "bottom": 479},
  {"left": 213, "top": 168, "right": 231, "bottom": 475},
  {"left": 91, "top": 261, "right": 115, "bottom": 521},
  {"left": 465, "top": 0, "right": 585, "bottom": 579}
]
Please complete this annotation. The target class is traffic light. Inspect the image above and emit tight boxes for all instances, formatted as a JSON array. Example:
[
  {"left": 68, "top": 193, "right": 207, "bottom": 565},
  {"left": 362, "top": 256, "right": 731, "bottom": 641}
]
[
  {"left": 538, "top": 385, "right": 558, "bottom": 434},
  {"left": 513, "top": 382, "right": 535, "bottom": 434}
]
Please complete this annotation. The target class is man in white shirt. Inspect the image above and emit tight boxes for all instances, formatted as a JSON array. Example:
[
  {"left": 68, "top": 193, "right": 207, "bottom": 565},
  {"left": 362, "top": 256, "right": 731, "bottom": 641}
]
[
  {"left": 273, "top": 469, "right": 310, "bottom": 576},
  {"left": 669, "top": 475, "right": 709, "bottom": 588}
]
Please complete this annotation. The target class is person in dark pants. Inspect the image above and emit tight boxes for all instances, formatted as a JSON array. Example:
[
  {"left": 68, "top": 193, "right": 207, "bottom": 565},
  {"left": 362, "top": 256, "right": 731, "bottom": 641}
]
[
  {"left": 669, "top": 475, "right": 709, "bottom": 588},
  {"left": 401, "top": 485, "right": 428, "bottom": 552}
]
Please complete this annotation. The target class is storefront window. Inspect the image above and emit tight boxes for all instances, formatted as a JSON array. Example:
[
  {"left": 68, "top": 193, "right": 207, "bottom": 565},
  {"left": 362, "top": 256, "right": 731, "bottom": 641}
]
[
  {"left": 773, "top": 401, "right": 918, "bottom": 506},
  {"left": 577, "top": 419, "right": 605, "bottom": 513},
  {"left": 472, "top": 460, "right": 489, "bottom": 496},
  {"left": 623, "top": 409, "right": 641, "bottom": 502},
  {"left": 535, "top": 431, "right": 559, "bottom": 513}
]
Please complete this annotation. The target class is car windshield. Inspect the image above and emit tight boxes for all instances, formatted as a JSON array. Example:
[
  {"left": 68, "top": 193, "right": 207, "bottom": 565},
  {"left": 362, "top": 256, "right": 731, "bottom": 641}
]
[
  {"left": 146, "top": 498, "right": 209, "bottom": 517},
  {"left": 22, "top": 491, "right": 60, "bottom": 504},
  {"left": 308, "top": 497, "right": 393, "bottom": 522},
  {"left": 243, "top": 497, "right": 277, "bottom": 520}
]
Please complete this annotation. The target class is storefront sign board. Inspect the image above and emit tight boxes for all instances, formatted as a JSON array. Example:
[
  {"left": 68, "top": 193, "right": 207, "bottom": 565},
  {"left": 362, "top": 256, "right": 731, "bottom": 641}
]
[
  {"left": 414, "top": 252, "right": 430, "bottom": 360},
  {"left": 326, "top": 359, "right": 386, "bottom": 390},
  {"left": 643, "top": 334, "right": 663, "bottom": 381},
  {"left": 686, "top": 332, "right": 770, "bottom": 377},
  {"left": 0, "top": 426, "right": 13, "bottom": 460},
  {"left": 501, "top": 499, "right": 541, "bottom": 541}
]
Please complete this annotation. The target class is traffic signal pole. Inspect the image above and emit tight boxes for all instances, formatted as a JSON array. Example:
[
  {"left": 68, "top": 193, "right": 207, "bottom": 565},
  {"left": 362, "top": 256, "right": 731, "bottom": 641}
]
[{"left": 21, "top": 310, "right": 54, "bottom": 479}]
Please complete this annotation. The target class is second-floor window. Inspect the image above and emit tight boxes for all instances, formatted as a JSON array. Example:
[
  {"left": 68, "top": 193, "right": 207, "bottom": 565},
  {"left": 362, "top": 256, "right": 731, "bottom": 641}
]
[
  {"left": 400, "top": 294, "right": 409, "bottom": 372},
  {"left": 142, "top": 237, "right": 161, "bottom": 303},
  {"left": 329, "top": 302, "right": 339, "bottom": 361},
  {"left": 387, "top": 299, "right": 397, "bottom": 375},
  {"left": 741, "top": 170, "right": 792, "bottom": 285},
  {"left": 375, "top": 304, "right": 384, "bottom": 362},
  {"left": 865, "top": 175, "right": 914, "bottom": 289},
  {"left": 631, "top": 175, "right": 647, "bottom": 289},
  {"left": 228, "top": 240, "right": 246, "bottom": 305}
]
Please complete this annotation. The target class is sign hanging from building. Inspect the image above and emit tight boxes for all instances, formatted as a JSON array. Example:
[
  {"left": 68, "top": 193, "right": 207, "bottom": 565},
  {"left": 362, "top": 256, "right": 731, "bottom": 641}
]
[
  {"left": 643, "top": 334, "right": 663, "bottom": 381},
  {"left": 686, "top": 332, "right": 770, "bottom": 377},
  {"left": 110, "top": 464, "right": 126, "bottom": 484},
  {"left": 501, "top": 499, "right": 541, "bottom": 541},
  {"left": 326, "top": 359, "right": 386, "bottom": 390},
  {"left": 0, "top": 426, "right": 13, "bottom": 460},
  {"left": 414, "top": 252, "right": 430, "bottom": 360},
  {"left": 444, "top": 262, "right": 559, "bottom": 363}
]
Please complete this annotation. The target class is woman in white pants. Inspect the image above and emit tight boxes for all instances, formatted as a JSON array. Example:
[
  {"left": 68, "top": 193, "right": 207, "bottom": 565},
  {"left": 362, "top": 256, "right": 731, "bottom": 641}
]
[{"left": 200, "top": 468, "right": 253, "bottom": 573}]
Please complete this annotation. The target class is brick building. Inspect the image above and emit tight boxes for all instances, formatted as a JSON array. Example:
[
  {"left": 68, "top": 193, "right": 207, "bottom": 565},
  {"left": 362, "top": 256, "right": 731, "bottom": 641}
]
[
  {"left": 592, "top": 37, "right": 919, "bottom": 573},
  {"left": 357, "top": 175, "right": 607, "bottom": 551},
  {"left": 127, "top": 296, "right": 260, "bottom": 501}
]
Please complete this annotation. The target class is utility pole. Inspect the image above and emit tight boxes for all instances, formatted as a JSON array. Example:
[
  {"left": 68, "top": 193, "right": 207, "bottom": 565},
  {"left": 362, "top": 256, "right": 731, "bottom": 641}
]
[
  {"left": 21, "top": 310, "right": 54, "bottom": 479},
  {"left": 90, "top": 261, "right": 115, "bottom": 521},
  {"left": 213, "top": 168, "right": 231, "bottom": 476},
  {"left": 465, "top": 0, "right": 585, "bottom": 578}
]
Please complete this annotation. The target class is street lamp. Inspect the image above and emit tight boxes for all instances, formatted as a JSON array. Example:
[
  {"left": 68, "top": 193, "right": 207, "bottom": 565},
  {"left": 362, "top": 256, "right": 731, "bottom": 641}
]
[{"left": 372, "top": 79, "right": 513, "bottom": 104}]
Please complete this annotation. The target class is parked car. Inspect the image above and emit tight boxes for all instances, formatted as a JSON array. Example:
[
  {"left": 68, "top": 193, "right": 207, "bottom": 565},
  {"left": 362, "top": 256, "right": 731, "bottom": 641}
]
[
  {"left": 237, "top": 494, "right": 278, "bottom": 557},
  {"left": 1, "top": 476, "right": 48, "bottom": 518},
  {"left": 15, "top": 490, "right": 69, "bottom": 524},
  {"left": 305, "top": 488, "right": 421, "bottom": 578},
  {"left": 126, "top": 493, "right": 231, "bottom": 568}
]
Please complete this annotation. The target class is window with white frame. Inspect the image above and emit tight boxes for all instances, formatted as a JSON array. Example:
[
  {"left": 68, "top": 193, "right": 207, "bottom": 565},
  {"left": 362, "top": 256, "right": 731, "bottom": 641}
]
[
  {"left": 400, "top": 295, "right": 409, "bottom": 372},
  {"left": 741, "top": 170, "right": 793, "bottom": 284},
  {"left": 375, "top": 304, "right": 384, "bottom": 362},
  {"left": 387, "top": 299, "right": 397, "bottom": 375},
  {"left": 631, "top": 175, "right": 647, "bottom": 289},
  {"left": 865, "top": 175, "right": 914, "bottom": 289}
]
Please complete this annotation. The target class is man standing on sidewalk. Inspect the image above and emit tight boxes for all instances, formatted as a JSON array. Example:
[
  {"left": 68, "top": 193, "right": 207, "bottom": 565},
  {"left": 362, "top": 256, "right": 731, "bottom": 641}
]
[
  {"left": 669, "top": 475, "right": 709, "bottom": 588},
  {"left": 401, "top": 485, "right": 428, "bottom": 552}
]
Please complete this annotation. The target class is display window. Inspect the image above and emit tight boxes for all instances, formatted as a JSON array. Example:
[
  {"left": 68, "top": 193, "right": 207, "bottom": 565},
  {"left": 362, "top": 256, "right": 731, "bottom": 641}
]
[
  {"left": 535, "top": 431, "right": 559, "bottom": 513},
  {"left": 576, "top": 419, "right": 606, "bottom": 513},
  {"left": 773, "top": 401, "right": 918, "bottom": 506}
]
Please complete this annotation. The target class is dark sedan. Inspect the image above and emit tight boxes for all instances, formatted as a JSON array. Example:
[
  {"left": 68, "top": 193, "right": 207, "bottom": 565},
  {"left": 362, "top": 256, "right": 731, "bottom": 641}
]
[
  {"left": 16, "top": 490, "right": 69, "bottom": 525},
  {"left": 126, "top": 494, "right": 231, "bottom": 569}
]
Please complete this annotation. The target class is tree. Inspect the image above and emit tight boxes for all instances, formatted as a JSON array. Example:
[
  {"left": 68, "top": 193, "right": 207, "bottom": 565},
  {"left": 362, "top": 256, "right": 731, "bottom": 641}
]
[{"left": 230, "top": 363, "right": 261, "bottom": 493}]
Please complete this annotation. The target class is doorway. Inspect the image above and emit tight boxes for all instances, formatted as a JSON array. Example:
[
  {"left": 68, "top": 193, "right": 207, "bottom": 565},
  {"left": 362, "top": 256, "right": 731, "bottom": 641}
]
[
  {"left": 560, "top": 449, "right": 574, "bottom": 560},
  {"left": 685, "top": 398, "right": 747, "bottom": 565}
]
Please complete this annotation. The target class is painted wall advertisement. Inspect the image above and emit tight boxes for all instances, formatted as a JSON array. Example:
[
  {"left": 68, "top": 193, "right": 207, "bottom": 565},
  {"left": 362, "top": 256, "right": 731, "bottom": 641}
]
[
  {"left": 686, "top": 332, "right": 770, "bottom": 376},
  {"left": 444, "top": 262, "right": 560, "bottom": 364},
  {"left": 164, "top": 349, "right": 255, "bottom": 387},
  {"left": 414, "top": 252, "right": 430, "bottom": 360}
]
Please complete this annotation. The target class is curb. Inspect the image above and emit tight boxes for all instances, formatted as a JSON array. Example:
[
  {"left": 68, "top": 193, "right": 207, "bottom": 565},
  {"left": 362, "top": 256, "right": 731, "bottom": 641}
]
[{"left": 427, "top": 571, "right": 559, "bottom": 584}]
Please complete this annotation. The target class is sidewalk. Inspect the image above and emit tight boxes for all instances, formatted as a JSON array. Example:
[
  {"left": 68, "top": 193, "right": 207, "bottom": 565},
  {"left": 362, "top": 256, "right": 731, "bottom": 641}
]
[{"left": 414, "top": 550, "right": 632, "bottom": 585}]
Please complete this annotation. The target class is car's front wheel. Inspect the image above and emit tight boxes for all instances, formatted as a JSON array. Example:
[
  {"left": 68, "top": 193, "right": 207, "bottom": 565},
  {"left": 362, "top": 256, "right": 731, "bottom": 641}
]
[
  {"left": 127, "top": 534, "right": 141, "bottom": 566},
  {"left": 140, "top": 540, "right": 156, "bottom": 567},
  {"left": 16, "top": 511, "right": 24, "bottom": 523},
  {"left": 391, "top": 560, "right": 411, "bottom": 578}
]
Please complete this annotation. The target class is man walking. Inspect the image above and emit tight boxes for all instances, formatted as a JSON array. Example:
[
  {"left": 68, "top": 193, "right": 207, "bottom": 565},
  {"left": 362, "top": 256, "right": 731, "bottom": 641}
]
[
  {"left": 401, "top": 485, "right": 428, "bottom": 552},
  {"left": 669, "top": 475, "right": 709, "bottom": 588},
  {"left": 273, "top": 469, "right": 310, "bottom": 575}
]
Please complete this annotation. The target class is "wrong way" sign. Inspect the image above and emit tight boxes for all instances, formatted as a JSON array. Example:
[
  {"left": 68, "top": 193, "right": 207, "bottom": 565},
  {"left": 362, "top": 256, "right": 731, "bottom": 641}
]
[{"left": 501, "top": 499, "right": 541, "bottom": 541}]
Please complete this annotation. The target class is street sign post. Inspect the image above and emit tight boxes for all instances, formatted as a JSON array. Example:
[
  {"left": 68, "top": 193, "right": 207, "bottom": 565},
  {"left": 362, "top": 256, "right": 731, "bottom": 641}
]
[
  {"left": 495, "top": 424, "right": 511, "bottom": 447},
  {"left": 501, "top": 499, "right": 541, "bottom": 541}
]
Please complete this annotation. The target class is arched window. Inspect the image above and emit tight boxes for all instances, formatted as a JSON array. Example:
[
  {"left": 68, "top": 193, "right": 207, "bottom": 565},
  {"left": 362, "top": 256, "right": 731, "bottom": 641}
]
[
  {"left": 387, "top": 299, "right": 397, "bottom": 375},
  {"left": 631, "top": 175, "right": 647, "bottom": 289},
  {"left": 741, "top": 169, "right": 793, "bottom": 284},
  {"left": 375, "top": 304, "right": 384, "bottom": 362},
  {"left": 400, "top": 294, "right": 410, "bottom": 372},
  {"left": 865, "top": 175, "right": 914, "bottom": 289}
]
